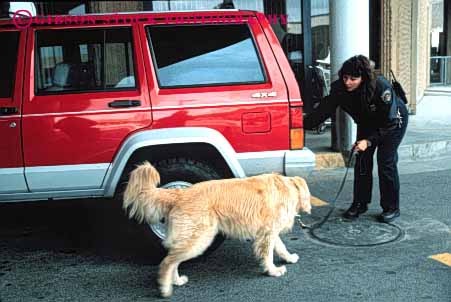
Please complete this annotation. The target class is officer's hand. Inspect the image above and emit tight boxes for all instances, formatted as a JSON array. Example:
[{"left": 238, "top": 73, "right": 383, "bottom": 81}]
[{"left": 354, "top": 139, "right": 369, "bottom": 152}]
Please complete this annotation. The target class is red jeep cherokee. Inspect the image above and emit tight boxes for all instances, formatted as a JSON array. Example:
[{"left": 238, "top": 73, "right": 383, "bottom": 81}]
[{"left": 0, "top": 10, "right": 315, "bottom": 256}]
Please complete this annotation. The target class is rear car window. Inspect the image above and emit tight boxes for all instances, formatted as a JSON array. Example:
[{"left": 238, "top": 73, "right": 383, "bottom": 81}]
[
  {"left": 147, "top": 24, "right": 266, "bottom": 88},
  {"left": 0, "top": 31, "right": 20, "bottom": 98},
  {"left": 35, "top": 27, "right": 136, "bottom": 94}
]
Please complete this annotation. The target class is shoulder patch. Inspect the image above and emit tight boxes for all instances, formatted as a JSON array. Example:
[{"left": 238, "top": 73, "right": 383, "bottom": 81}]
[{"left": 381, "top": 89, "right": 392, "bottom": 104}]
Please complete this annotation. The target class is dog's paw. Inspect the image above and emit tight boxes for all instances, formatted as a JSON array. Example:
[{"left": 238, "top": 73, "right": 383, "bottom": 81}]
[
  {"left": 267, "top": 265, "right": 287, "bottom": 277},
  {"left": 285, "top": 253, "right": 299, "bottom": 264},
  {"left": 174, "top": 275, "right": 189, "bottom": 286},
  {"left": 160, "top": 285, "right": 173, "bottom": 298}
]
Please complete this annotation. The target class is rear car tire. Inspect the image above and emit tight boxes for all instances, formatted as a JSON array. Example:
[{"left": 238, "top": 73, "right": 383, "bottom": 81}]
[{"left": 121, "top": 157, "right": 227, "bottom": 263}]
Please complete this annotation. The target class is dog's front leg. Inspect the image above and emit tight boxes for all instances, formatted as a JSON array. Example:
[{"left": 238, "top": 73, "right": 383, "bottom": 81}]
[
  {"left": 275, "top": 236, "right": 299, "bottom": 264},
  {"left": 254, "top": 231, "right": 287, "bottom": 277}
]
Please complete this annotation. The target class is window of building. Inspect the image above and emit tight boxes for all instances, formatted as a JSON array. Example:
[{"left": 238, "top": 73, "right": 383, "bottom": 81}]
[
  {"left": 0, "top": 31, "right": 20, "bottom": 98},
  {"left": 430, "top": 0, "right": 449, "bottom": 85},
  {"left": 34, "top": 1, "right": 86, "bottom": 15},
  {"left": 35, "top": 27, "right": 136, "bottom": 94},
  {"left": 149, "top": 0, "right": 263, "bottom": 11},
  {"left": 147, "top": 24, "right": 266, "bottom": 88}
]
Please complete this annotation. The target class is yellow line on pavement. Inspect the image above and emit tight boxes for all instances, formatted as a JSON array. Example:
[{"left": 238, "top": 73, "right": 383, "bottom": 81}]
[
  {"left": 429, "top": 253, "right": 451, "bottom": 267},
  {"left": 311, "top": 196, "right": 329, "bottom": 207}
]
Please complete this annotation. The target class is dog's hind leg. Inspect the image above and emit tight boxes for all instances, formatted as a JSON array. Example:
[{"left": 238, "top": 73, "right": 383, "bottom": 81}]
[
  {"left": 158, "top": 226, "right": 217, "bottom": 297},
  {"left": 172, "top": 264, "right": 188, "bottom": 286},
  {"left": 254, "top": 230, "right": 287, "bottom": 277},
  {"left": 274, "top": 235, "right": 299, "bottom": 264},
  {"left": 163, "top": 223, "right": 188, "bottom": 286},
  {"left": 158, "top": 252, "right": 189, "bottom": 297}
]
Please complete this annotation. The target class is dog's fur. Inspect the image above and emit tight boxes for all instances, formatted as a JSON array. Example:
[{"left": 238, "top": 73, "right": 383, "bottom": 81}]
[{"left": 123, "top": 161, "right": 311, "bottom": 297}]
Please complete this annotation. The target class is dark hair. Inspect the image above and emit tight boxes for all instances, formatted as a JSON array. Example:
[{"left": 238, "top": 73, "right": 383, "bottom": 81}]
[{"left": 338, "top": 55, "right": 374, "bottom": 82}]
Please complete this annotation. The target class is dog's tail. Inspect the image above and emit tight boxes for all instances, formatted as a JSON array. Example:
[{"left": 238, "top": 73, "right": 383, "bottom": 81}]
[{"left": 123, "top": 161, "right": 175, "bottom": 224}]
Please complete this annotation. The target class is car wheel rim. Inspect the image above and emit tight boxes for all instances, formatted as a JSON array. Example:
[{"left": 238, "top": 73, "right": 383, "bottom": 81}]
[{"left": 148, "top": 180, "right": 192, "bottom": 240}]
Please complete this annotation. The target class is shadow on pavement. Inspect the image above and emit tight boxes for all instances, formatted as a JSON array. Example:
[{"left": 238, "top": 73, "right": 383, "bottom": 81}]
[{"left": 0, "top": 198, "right": 164, "bottom": 265}]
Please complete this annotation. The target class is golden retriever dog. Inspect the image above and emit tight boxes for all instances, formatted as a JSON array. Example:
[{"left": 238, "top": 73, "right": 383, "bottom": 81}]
[{"left": 123, "top": 161, "right": 311, "bottom": 297}]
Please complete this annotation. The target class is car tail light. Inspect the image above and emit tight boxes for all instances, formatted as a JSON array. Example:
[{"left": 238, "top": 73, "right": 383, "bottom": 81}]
[
  {"left": 290, "top": 128, "right": 304, "bottom": 149},
  {"left": 290, "top": 106, "right": 304, "bottom": 150},
  {"left": 290, "top": 107, "right": 303, "bottom": 128}
]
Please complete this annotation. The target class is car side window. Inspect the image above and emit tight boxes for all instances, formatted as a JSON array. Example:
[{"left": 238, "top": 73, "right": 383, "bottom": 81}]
[
  {"left": 0, "top": 31, "right": 20, "bottom": 98},
  {"left": 147, "top": 24, "right": 266, "bottom": 88},
  {"left": 35, "top": 27, "right": 136, "bottom": 95}
]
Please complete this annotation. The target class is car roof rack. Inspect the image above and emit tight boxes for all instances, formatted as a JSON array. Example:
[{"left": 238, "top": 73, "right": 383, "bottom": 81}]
[{"left": 83, "top": 9, "right": 241, "bottom": 16}]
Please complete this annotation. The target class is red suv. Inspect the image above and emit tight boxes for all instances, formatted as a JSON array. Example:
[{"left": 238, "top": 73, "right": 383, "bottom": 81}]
[{"left": 0, "top": 10, "right": 315, "bottom": 257}]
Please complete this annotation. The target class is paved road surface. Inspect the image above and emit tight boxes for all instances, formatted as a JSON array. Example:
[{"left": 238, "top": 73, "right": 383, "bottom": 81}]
[{"left": 1, "top": 164, "right": 450, "bottom": 301}]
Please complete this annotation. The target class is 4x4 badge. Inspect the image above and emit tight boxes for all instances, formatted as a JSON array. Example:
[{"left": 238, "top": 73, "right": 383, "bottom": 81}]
[{"left": 251, "top": 91, "right": 277, "bottom": 98}]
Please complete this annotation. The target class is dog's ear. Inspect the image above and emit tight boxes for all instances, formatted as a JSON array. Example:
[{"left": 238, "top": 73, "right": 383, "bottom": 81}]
[{"left": 290, "top": 177, "right": 311, "bottom": 214}]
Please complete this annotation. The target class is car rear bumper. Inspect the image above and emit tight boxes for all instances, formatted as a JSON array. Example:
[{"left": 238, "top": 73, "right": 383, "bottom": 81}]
[{"left": 236, "top": 148, "right": 316, "bottom": 177}]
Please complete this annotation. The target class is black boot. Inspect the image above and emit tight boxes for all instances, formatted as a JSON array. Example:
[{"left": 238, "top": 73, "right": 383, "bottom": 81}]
[
  {"left": 343, "top": 202, "right": 368, "bottom": 219},
  {"left": 379, "top": 209, "right": 400, "bottom": 223}
]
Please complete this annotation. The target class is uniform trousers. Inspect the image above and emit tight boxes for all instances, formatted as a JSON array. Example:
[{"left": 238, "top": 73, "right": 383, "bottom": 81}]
[{"left": 353, "top": 104, "right": 409, "bottom": 211}]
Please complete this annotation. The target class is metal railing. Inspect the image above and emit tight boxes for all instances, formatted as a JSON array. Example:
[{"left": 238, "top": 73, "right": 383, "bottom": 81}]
[{"left": 430, "top": 56, "right": 451, "bottom": 86}]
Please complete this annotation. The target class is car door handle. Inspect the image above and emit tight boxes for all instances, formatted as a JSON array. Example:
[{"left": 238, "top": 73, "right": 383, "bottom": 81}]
[
  {"left": 0, "top": 107, "right": 18, "bottom": 115},
  {"left": 108, "top": 100, "right": 141, "bottom": 108}
]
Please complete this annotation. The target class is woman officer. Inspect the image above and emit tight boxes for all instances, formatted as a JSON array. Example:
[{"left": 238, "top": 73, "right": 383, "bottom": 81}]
[{"left": 304, "top": 55, "right": 408, "bottom": 223}]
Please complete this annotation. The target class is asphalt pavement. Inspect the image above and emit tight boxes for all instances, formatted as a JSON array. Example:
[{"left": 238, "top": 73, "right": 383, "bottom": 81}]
[{"left": 0, "top": 164, "right": 449, "bottom": 302}]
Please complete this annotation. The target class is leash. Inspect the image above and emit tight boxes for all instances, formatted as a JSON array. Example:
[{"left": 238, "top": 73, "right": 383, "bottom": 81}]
[{"left": 297, "top": 147, "right": 357, "bottom": 230}]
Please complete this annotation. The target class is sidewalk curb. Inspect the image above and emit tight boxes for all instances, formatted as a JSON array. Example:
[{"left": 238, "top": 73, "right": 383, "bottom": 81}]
[
  {"left": 314, "top": 152, "right": 345, "bottom": 170},
  {"left": 423, "top": 90, "right": 451, "bottom": 97},
  {"left": 399, "top": 140, "right": 451, "bottom": 161},
  {"left": 314, "top": 140, "right": 451, "bottom": 170}
]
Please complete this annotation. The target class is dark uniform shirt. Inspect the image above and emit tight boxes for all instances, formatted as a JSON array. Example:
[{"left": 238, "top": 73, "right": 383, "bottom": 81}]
[{"left": 304, "top": 76, "right": 403, "bottom": 145}]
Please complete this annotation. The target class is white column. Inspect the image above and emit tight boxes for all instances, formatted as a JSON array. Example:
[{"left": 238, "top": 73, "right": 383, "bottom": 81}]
[{"left": 329, "top": 0, "right": 369, "bottom": 152}]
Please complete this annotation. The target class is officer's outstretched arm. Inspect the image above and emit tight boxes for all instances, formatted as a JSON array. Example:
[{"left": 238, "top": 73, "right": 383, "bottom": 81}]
[{"left": 303, "top": 94, "right": 338, "bottom": 130}]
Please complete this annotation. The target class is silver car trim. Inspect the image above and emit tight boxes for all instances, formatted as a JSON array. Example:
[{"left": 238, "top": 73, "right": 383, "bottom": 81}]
[
  {"left": 0, "top": 115, "right": 21, "bottom": 119},
  {"left": 236, "top": 148, "right": 315, "bottom": 177},
  {"left": 22, "top": 107, "right": 150, "bottom": 118},
  {"left": 151, "top": 99, "right": 288, "bottom": 111},
  {"left": 1, "top": 133, "right": 315, "bottom": 201},
  {"left": 1, "top": 99, "right": 302, "bottom": 119},
  {"left": 284, "top": 148, "right": 316, "bottom": 176},
  {"left": 103, "top": 127, "right": 246, "bottom": 197},
  {"left": 0, "top": 189, "right": 104, "bottom": 202},
  {"left": 25, "top": 163, "right": 110, "bottom": 192},
  {"left": 0, "top": 167, "right": 28, "bottom": 194},
  {"left": 20, "top": 99, "right": 290, "bottom": 117}
]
